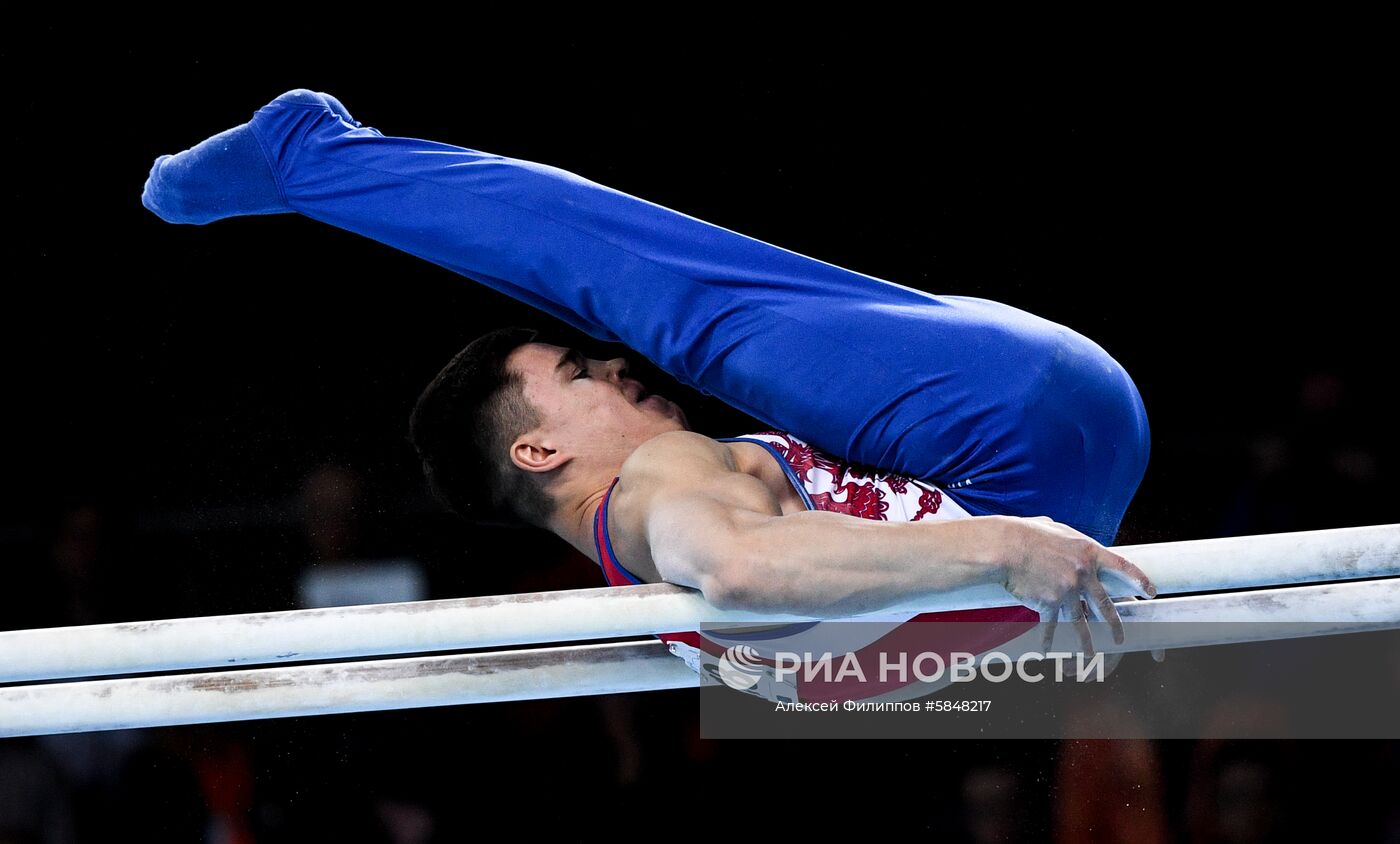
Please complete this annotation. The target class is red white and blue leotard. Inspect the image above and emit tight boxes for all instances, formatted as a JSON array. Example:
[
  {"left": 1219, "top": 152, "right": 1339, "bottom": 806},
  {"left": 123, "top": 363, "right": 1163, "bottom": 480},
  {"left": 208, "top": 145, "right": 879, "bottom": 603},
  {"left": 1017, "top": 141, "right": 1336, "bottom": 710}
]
[{"left": 592, "top": 430, "right": 1039, "bottom": 704}]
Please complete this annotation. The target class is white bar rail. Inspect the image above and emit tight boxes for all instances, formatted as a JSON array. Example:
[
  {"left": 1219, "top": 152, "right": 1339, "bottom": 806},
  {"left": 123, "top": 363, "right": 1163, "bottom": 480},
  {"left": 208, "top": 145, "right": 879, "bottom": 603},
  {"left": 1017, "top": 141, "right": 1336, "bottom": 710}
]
[
  {"left": 1, "top": 523, "right": 1397, "bottom": 683},
  {"left": 1, "top": 578, "right": 1396, "bottom": 737}
]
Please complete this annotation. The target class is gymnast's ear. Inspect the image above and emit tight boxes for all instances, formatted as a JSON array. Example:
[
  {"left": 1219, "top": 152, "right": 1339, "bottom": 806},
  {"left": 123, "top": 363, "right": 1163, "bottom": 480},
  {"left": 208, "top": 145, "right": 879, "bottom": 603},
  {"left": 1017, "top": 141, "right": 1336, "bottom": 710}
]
[{"left": 509, "top": 434, "right": 567, "bottom": 474}]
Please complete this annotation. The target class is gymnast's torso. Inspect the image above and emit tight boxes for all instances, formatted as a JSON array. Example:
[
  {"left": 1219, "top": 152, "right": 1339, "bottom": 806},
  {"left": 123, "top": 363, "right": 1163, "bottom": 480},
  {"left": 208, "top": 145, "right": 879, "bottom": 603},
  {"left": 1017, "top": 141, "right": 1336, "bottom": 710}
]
[
  {"left": 594, "top": 430, "right": 978, "bottom": 589},
  {"left": 592, "top": 430, "right": 1036, "bottom": 702}
]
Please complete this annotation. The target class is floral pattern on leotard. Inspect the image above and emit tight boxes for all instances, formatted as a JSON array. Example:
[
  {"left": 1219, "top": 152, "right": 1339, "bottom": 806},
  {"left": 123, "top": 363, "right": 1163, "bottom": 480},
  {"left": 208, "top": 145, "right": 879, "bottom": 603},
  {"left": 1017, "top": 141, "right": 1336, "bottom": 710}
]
[{"left": 740, "top": 431, "right": 961, "bottom": 522}]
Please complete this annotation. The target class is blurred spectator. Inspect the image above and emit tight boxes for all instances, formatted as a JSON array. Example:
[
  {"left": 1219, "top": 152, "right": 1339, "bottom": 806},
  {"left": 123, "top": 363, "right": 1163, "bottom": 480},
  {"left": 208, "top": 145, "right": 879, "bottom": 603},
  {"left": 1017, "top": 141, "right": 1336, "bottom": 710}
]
[
  {"left": 1220, "top": 368, "right": 1386, "bottom": 536},
  {"left": 8, "top": 501, "right": 119, "bottom": 631},
  {"left": 963, "top": 761, "right": 1052, "bottom": 844},
  {"left": 294, "top": 463, "right": 427, "bottom": 609},
  {"left": 47, "top": 504, "right": 105, "bottom": 626},
  {"left": 1186, "top": 741, "right": 1300, "bottom": 843},
  {"left": 0, "top": 739, "right": 74, "bottom": 844},
  {"left": 1054, "top": 737, "right": 1169, "bottom": 843},
  {"left": 961, "top": 762, "right": 1026, "bottom": 843},
  {"left": 299, "top": 464, "right": 367, "bottom": 565}
]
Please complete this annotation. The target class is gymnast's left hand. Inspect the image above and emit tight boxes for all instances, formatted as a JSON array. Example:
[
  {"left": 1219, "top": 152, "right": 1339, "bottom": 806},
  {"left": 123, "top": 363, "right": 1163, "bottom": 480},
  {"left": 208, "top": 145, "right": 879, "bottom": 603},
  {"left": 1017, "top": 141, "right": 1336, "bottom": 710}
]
[{"left": 991, "top": 515, "right": 1157, "bottom": 659}]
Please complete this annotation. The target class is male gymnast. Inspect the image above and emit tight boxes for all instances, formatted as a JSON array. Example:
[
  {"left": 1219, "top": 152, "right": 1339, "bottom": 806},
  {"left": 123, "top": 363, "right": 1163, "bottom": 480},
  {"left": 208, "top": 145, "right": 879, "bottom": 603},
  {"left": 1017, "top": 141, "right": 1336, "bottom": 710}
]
[{"left": 141, "top": 90, "right": 1157, "bottom": 696}]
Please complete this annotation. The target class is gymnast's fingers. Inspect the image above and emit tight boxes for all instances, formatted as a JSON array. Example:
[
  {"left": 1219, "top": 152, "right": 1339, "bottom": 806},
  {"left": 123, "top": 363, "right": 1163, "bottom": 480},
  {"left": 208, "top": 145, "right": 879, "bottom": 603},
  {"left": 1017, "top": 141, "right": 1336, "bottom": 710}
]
[
  {"left": 1039, "top": 604, "right": 1058, "bottom": 653},
  {"left": 1098, "top": 549, "right": 1157, "bottom": 599},
  {"left": 1083, "top": 576, "right": 1125, "bottom": 645},
  {"left": 1067, "top": 598, "right": 1095, "bottom": 661}
]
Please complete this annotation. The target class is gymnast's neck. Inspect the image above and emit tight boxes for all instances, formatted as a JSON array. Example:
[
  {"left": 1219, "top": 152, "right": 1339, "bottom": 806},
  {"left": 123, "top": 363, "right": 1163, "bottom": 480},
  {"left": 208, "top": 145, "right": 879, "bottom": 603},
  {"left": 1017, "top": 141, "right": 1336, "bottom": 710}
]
[
  {"left": 539, "top": 447, "right": 631, "bottom": 564},
  {"left": 540, "top": 430, "right": 798, "bottom": 571}
]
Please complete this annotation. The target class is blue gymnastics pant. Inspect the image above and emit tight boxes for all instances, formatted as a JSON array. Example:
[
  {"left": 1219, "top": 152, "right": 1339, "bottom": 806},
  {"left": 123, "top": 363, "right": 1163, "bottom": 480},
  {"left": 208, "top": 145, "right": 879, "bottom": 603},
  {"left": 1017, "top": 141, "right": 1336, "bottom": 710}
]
[{"left": 241, "top": 95, "right": 1150, "bottom": 545}]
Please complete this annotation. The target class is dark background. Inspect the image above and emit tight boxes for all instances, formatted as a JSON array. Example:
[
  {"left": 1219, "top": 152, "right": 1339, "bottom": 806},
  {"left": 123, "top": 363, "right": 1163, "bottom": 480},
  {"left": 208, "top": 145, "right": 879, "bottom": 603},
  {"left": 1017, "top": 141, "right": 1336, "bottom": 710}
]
[{"left": 1, "top": 25, "right": 1394, "bottom": 843}]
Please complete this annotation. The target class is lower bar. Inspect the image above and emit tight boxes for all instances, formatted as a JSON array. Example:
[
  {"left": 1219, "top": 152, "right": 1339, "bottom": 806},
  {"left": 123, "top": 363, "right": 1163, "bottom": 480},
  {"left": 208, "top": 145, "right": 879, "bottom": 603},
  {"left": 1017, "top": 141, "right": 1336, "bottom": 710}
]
[{"left": 0, "top": 641, "right": 697, "bottom": 738}]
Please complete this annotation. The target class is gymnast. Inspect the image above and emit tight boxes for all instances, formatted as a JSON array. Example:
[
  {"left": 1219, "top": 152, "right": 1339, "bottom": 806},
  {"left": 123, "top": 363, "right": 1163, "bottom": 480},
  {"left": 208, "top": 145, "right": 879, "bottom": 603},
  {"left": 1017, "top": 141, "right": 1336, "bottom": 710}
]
[{"left": 142, "top": 89, "right": 1157, "bottom": 671}]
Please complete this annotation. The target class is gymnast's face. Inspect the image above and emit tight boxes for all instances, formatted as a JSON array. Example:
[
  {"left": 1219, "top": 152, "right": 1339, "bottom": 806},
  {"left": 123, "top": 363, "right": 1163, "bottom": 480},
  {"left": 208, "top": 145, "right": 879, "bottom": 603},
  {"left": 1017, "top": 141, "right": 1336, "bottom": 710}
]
[{"left": 506, "top": 342, "right": 689, "bottom": 472}]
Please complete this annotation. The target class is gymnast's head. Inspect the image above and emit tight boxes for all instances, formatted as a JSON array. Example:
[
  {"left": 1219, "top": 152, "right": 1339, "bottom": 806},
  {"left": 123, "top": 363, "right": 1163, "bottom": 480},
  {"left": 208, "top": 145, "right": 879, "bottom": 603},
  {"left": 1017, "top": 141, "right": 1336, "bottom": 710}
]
[{"left": 408, "top": 326, "right": 688, "bottom": 528}]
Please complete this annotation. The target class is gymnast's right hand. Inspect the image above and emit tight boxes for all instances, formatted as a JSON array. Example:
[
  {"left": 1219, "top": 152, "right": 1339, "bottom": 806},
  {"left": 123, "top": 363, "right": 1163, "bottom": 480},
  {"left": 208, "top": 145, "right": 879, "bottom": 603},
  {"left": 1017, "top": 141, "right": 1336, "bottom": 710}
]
[{"left": 989, "top": 515, "right": 1157, "bottom": 658}]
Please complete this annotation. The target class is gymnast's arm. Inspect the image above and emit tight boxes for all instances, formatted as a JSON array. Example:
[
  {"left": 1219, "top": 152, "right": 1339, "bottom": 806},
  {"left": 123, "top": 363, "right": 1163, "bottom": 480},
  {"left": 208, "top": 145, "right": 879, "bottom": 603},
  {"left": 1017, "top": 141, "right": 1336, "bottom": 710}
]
[{"left": 621, "top": 432, "right": 1156, "bottom": 630}]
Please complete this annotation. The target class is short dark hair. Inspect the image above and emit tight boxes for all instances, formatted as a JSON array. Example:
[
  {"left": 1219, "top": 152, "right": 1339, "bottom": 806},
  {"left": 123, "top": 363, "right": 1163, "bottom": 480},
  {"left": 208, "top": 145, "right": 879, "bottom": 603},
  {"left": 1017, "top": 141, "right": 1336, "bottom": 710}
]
[{"left": 407, "top": 326, "right": 555, "bottom": 527}]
